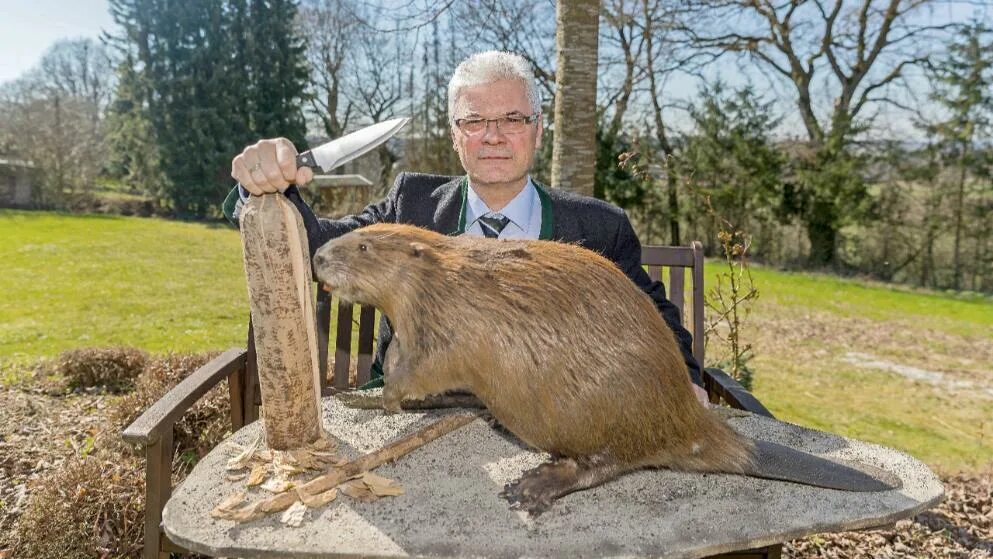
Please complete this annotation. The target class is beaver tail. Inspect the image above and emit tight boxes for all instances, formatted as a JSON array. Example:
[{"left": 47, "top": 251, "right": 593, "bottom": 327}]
[{"left": 652, "top": 411, "right": 900, "bottom": 492}]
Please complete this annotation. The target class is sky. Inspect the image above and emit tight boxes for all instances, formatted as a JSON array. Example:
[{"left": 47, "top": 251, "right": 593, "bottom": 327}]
[
  {"left": 0, "top": 0, "right": 989, "bottom": 139},
  {"left": 0, "top": 0, "right": 115, "bottom": 84}
]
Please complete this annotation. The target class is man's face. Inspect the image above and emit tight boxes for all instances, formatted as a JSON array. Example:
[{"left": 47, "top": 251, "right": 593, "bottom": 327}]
[{"left": 450, "top": 78, "right": 542, "bottom": 189}]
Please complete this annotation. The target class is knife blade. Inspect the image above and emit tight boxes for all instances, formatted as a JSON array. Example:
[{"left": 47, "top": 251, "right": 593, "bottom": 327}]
[{"left": 295, "top": 117, "right": 410, "bottom": 173}]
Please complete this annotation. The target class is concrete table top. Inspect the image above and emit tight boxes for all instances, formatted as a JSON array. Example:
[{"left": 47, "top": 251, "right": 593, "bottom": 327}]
[{"left": 163, "top": 396, "right": 943, "bottom": 559}]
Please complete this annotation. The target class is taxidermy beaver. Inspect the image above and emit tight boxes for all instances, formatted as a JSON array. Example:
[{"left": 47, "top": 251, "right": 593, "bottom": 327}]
[{"left": 313, "top": 223, "right": 897, "bottom": 515}]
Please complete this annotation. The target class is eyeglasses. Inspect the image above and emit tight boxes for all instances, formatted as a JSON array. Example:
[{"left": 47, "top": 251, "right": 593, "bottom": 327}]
[{"left": 453, "top": 113, "right": 540, "bottom": 135}]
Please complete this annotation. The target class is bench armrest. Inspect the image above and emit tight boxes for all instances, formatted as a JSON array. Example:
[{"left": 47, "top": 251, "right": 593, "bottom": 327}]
[
  {"left": 122, "top": 348, "right": 248, "bottom": 445},
  {"left": 703, "top": 367, "right": 775, "bottom": 419}
]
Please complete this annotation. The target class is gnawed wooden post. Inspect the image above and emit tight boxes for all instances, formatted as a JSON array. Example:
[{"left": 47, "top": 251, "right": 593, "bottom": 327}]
[{"left": 240, "top": 193, "right": 325, "bottom": 450}]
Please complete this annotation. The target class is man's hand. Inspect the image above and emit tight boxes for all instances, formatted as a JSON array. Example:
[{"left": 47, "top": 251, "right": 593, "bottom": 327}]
[
  {"left": 231, "top": 137, "right": 314, "bottom": 195},
  {"left": 692, "top": 384, "right": 710, "bottom": 408}
]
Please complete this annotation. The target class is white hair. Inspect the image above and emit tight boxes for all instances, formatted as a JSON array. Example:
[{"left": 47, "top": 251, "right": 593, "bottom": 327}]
[{"left": 447, "top": 51, "right": 542, "bottom": 120}]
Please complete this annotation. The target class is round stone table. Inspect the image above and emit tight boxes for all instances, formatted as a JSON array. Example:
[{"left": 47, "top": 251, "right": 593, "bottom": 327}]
[{"left": 163, "top": 396, "right": 943, "bottom": 559}]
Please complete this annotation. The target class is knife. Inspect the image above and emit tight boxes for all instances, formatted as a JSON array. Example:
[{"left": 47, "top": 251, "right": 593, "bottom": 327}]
[{"left": 295, "top": 117, "right": 410, "bottom": 173}]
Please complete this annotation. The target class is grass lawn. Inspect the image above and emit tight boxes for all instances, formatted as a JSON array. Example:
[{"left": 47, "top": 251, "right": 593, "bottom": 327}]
[
  {"left": 1, "top": 209, "right": 991, "bottom": 473},
  {"left": 0, "top": 210, "right": 248, "bottom": 369}
]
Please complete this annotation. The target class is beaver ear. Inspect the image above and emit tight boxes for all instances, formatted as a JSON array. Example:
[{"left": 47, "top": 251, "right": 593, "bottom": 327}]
[{"left": 409, "top": 242, "right": 432, "bottom": 258}]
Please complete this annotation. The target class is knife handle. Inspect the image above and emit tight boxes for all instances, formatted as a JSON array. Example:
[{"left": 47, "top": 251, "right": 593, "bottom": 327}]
[{"left": 296, "top": 151, "right": 322, "bottom": 172}]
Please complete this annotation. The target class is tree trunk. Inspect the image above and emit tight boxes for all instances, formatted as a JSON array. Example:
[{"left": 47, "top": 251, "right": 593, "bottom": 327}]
[
  {"left": 551, "top": 0, "right": 600, "bottom": 197},
  {"left": 953, "top": 146, "right": 969, "bottom": 291},
  {"left": 806, "top": 200, "right": 838, "bottom": 267},
  {"left": 240, "top": 194, "right": 326, "bottom": 450}
]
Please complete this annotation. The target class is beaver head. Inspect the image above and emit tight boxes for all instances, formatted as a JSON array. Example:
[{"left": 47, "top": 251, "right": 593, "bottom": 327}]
[{"left": 313, "top": 223, "right": 449, "bottom": 310}]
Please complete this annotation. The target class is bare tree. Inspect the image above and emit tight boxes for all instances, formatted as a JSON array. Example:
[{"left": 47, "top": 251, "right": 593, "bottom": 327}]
[
  {"left": 685, "top": 0, "right": 961, "bottom": 265},
  {"left": 299, "top": 0, "right": 357, "bottom": 139},
  {"left": 0, "top": 38, "right": 113, "bottom": 204}
]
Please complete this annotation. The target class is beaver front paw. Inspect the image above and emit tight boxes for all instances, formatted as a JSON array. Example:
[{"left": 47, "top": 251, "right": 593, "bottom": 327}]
[
  {"left": 382, "top": 385, "right": 404, "bottom": 414},
  {"left": 499, "top": 459, "right": 582, "bottom": 516}
]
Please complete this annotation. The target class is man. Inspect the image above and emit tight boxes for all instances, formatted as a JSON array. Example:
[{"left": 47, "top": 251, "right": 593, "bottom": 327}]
[{"left": 227, "top": 50, "right": 707, "bottom": 403}]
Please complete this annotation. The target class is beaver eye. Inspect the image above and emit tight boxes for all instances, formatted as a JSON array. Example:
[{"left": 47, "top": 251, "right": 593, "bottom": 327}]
[{"left": 358, "top": 243, "right": 367, "bottom": 252}]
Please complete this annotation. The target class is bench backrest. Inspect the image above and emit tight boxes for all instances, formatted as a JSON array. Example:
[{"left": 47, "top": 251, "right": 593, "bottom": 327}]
[{"left": 299, "top": 241, "right": 707, "bottom": 393}]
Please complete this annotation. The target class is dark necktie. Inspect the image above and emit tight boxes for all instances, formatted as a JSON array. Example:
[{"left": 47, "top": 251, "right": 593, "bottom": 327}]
[{"left": 478, "top": 213, "right": 511, "bottom": 239}]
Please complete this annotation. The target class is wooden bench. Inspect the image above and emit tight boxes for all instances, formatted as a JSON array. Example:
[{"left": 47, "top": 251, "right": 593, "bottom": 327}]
[{"left": 122, "top": 240, "right": 777, "bottom": 559}]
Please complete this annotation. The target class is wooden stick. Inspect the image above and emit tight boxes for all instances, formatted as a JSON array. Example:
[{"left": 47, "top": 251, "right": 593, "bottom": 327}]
[
  {"left": 231, "top": 412, "right": 480, "bottom": 518},
  {"left": 336, "top": 391, "right": 486, "bottom": 410}
]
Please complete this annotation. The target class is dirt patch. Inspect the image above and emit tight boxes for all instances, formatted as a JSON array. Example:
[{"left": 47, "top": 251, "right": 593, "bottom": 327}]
[
  {"left": 743, "top": 308, "right": 993, "bottom": 386},
  {"left": 0, "top": 386, "right": 109, "bottom": 550},
  {"left": 843, "top": 352, "right": 993, "bottom": 399}
]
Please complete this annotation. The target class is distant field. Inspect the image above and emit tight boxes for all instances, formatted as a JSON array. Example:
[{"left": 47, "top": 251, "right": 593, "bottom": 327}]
[{"left": 1, "top": 209, "right": 990, "bottom": 472}]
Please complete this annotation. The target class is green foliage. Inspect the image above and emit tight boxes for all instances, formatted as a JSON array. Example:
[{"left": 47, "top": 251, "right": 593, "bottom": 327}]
[
  {"left": 792, "top": 148, "right": 872, "bottom": 267},
  {"left": 678, "top": 82, "right": 785, "bottom": 255},
  {"left": 104, "top": 53, "right": 164, "bottom": 200},
  {"left": 594, "top": 124, "right": 642, "bottom": 205},
  {"left": 682, "top": 84, "right": 783, "bottom": 216},
  {"left": 105, "top": 0, "right": 310, "bottom": 217}
]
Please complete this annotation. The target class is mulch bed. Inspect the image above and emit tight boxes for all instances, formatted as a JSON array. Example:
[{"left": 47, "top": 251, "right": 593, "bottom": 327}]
[{"left": 1, "top": 380, "right": 990, "bottom": 558}]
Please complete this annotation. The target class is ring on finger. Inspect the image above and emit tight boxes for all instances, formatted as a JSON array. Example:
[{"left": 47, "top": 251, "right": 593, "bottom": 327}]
[{"left": 249, "top": 161, "right": 263, "bottom": 173}]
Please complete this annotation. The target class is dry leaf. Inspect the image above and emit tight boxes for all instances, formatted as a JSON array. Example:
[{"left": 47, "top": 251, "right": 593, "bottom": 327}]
[
  {"left": 340, "top": 479, "right": 378, "bottom": 502},
  {"left": 261, "top": 477, "right": 295, "bottom": 494},
  {"left": 246, "top": 464, "right": 268, "bottom": 487},
  {"left": 226, "top": 473, "right": 247, "bottom": 482},
  {"left": 280, "top": 501, "right": 308, "bottom": 527},
  {"left": 361, "top": 472, "right": 405, "bottom": 497},
  {"left": 296, "top": 486, "right": 338, "bottom": 508}
]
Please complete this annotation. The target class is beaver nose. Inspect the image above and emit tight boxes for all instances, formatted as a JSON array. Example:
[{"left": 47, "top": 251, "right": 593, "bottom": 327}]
[{"left": 313, "top": 247, "right": 330, "bottom": 270}]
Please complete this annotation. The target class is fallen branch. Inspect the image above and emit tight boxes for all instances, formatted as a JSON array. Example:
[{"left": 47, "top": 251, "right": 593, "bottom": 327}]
[{"left": 336, "top": 390, "right": 486, "bottom": 410}]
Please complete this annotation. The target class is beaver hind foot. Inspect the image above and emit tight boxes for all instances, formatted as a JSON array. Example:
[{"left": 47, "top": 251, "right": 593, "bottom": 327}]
[{"left": 500, "top": 455, "right": 631, "bottom": 516}]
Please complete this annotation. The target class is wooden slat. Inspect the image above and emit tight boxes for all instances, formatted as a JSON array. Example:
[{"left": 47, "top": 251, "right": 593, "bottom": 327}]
[
  {"left": 703, "top": 368, "right": 774, "bottom": 418},
  {"left": 159, "top": 532, "right": 187, "bottom": 554},
  {"left": 227, "top": 363, "right": 246, "bottom": 431},
  {"left": 641, "top": 245, "right": 694, "bottom": 267},
  {"left": 315, "top": 289, "right": 332, "bottom": 388},
  {"left": 333, "top": 301, "right": 354, "bottom": 389},
  {"left": 245, "top": 322, "right": 260, "bottom": 422},
  {"left": 668, "top": 266, "right": 685, "bottom": 322},
  {"left": 143, "top": 426, "right": 172, "bottom": 559},
  {"left": 691, "top": 241, "right": 705, "bottom": 366},
  {"left": 356, "top": 305, "right": 376, "bottom": 386},
  {"left": 647, "top": 265, "right": 661, "bottom": 282}
]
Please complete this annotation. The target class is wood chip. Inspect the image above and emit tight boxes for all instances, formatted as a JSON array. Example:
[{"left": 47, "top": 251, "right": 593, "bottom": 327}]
[
  {"left": 340, "top": 479, "right": 379, "bottom": 502},
  {"left": 296, "top": 486, "right": 338, "bottom": 508},
  {"left": 253, "top": 449, "right": 273, "bottom": 462},
  {"left": 215, "top": 491, "right": 247, "bottom": 511},
  {"left": 361, "top": 472, "right": 405, "bottom": 497},
  {"left": 280, "top": 501, "right": 308, "bottom": 527},
  {"left": 226, "top": 434, "right": 262, "bottom": 471},
  {"left": 261, "top": 477, "right": 295, "bottom": 494},
  {"left": 246, "top": 464, "right": 268, "bottom": 487}
]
